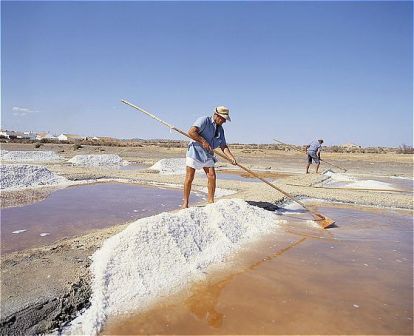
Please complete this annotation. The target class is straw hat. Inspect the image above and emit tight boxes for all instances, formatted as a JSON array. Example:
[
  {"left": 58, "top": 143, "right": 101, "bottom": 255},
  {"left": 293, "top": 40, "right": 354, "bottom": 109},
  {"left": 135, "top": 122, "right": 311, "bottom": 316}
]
[{"left": 215, "top": 106, "right": 231, "bottom": 121}]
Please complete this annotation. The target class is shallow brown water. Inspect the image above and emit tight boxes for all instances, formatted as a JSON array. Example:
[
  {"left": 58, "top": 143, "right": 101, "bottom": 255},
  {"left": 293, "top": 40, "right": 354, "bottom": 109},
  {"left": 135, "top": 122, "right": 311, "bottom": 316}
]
[
  {"left": 374, "top": 176, "right": 413, "bottom": 192},
  {"left": 103, "top": 205, "right": 413, "bottom": 335},
  {"left": 217, "top": 169, "right": 292, "bottom": 182},
  {"left": 115, "top": 163, "right": 148, "bottom": 171},
  {"left": 216, "top": 172, "right": 257, "bottom": 182},
  {"left": 1, "top": 183, "right": 202, "bottom": 254}
]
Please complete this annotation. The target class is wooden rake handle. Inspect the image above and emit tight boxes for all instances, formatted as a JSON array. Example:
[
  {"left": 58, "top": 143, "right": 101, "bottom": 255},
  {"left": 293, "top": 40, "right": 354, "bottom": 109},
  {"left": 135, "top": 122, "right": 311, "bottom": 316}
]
[
  {"left": 319, "top": 158, "right": 347, "bottom": 172},
  {"left": 223, "top": 157, "right": 308, "bottom": 209},
  {"left": 121, "top": 100, "right": 322, "bottom": 219}
]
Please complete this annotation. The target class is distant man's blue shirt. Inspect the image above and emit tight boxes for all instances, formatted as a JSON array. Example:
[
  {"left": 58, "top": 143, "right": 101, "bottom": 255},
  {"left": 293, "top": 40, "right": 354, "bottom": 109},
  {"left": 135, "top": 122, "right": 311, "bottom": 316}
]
[
  {"left": 187, "top": 116, "right": 227, "bottom": 163},
  {"left": 307, "top": 140, "right": 321, "bottom": 154}
]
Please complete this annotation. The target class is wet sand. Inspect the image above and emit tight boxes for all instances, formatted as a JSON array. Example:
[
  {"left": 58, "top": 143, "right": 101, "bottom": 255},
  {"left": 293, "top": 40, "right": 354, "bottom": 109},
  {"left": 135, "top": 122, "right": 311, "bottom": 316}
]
[
  {"left": 103, "top": 205, "right": 413, "bottom": 335},
  {"left": 0, "top": 143, "right": 412, "bottom": 335}
]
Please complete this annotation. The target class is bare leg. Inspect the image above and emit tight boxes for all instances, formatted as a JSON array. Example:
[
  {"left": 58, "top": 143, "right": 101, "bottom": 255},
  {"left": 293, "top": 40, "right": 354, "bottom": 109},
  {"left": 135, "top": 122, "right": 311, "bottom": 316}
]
[
  {"left": 306, "top": 162, "right": 311, "bottom": 174},
  {"left": 182, "top": 166, "right": 195, "bottom": 208},
  {"left": 316, "top": 162, "right": 320, "bottom": 173},
  {"left": 203, "top": 166, "right": 216, "bottom": 203}
]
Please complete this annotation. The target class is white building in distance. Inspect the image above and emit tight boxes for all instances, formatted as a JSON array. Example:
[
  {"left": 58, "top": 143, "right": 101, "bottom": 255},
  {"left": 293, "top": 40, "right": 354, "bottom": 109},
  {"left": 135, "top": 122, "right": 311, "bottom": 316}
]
[{"left": 57, "top": 133, "right": 85, "bottom": 141}]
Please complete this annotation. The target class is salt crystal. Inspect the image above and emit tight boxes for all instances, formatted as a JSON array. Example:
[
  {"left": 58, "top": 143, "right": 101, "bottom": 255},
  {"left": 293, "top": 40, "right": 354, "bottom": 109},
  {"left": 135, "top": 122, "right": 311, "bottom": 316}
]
[{"left": 12, "top": 229, "right": 27, "bottom": 234}]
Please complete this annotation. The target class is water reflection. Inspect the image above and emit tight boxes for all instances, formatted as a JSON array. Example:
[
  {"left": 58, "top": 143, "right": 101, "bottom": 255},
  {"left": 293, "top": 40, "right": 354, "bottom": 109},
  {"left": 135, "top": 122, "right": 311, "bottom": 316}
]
[
  {"left": 1, "top": 183, "right": 201, "bottom": 253},
  {"left": 103, "top": 205, "right": 413, "bottom": 336},
  {"left": 184, "top": 237, "right": 307, "bottom": 328}
]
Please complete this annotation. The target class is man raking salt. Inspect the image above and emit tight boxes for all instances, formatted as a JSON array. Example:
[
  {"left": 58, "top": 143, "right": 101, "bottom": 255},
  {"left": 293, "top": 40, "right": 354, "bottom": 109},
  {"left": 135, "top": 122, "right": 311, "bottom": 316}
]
[
  {"left": 182, "top": 106, "right": 237, "bottom": 208},
  {"left": 121, "top": 99, "right": 335, "bottom": 228}
]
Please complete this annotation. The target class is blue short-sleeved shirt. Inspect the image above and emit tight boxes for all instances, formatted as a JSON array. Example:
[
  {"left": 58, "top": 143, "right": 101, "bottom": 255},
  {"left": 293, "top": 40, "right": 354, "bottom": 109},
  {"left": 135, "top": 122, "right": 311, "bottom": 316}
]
[
  {"left": 307, "top": 140, "right": 322, "bottom": 154},
  {"left": 186, "top": 116, "right": 227, "bottom": 163}
]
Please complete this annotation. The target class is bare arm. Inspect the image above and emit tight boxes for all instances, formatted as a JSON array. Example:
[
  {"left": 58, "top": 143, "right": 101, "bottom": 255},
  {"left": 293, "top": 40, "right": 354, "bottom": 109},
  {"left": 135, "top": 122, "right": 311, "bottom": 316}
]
[
  {"left": 188, "top": 126, "right": 212, "bottom": 151},
  {"left": 220, "top": 144, "right": 237, "bottom": 165}
]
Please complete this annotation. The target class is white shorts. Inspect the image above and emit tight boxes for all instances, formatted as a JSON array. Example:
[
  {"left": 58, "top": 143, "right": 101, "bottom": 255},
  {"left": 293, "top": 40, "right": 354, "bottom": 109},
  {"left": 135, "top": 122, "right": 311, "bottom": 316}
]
[{"left": 186, "top": 157, "right": 215, "bottom": 170}]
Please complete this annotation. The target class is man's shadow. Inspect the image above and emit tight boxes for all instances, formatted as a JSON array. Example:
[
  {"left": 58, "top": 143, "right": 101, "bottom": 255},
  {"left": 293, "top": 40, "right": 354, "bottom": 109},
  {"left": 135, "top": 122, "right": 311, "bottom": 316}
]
[
  {"left": 247, "top": 200, "right": 306, "bottom": 214},
  {"left": 247, "top": 200, "right": 338, "bottom": 228}
]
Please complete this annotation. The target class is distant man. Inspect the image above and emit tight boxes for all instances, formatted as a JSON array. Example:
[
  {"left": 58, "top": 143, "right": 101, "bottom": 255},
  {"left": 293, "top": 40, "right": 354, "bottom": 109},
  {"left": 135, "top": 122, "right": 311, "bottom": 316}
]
[
  {"left": 305, "top": 139, "right": 324, "bottom": 173},
  {"left": 182, "top": 106, "right": 237, "bottom": 208}
]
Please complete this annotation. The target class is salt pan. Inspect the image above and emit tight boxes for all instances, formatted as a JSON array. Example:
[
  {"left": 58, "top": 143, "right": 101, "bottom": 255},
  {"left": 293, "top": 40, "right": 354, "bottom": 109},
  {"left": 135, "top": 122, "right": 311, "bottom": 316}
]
[
  {"left": 1, "top": 150, "right": 62, "bottom": 162},
  {"left": 323, "top": 170, "right": 355, "bottom": 182},
  {"left": 149, "top": 158, "right": 187, "bottom": 175},
  {"left": 345, "top": 180, "right": 395, "bottom": 190},
  {"left": 68, "top": 154, "right": 129, "bottom": 166}
]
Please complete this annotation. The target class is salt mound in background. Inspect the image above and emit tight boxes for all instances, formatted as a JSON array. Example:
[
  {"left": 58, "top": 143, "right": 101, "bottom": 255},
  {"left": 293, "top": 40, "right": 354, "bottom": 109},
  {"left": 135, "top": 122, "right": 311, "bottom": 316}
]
[
  {"left": 68, "top": 154, "right": 129, "bottom": 166},
  {"left": 65, "top": 199, "right": 280, "bottom": 335},
  {"left": 0, "top": 150, "right": 62, "bottom": 162},
  {"left": 150, "top": 158, "right": 228, "bottom": 175},
  {"left": 345, "top": 180, "right": 395, "bottom": 190},
  {"left": 0, "top": 164, "right": 68, "bottom": 190},
  {"left": 149, "top": 158, "right": 186, "bottom": 175},
  {"left": 323, "top": 170, "right": 355, "bottom": 182},
  {"left": 323, "top": 170, "right": 395, "bottom": 190}
]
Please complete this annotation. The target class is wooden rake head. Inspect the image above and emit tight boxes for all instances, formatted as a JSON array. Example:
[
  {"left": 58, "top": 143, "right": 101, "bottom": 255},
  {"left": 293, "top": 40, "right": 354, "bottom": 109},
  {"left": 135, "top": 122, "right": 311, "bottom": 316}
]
[{"left": 312, "top": 212, "right": 336, "bottom": 229}]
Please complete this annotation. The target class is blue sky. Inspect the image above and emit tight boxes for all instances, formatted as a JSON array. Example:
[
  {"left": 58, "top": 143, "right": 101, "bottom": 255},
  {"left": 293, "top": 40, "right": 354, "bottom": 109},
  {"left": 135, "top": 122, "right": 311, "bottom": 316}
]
[{"left": 2, "top": 1, "right": 412, "bottom": 146}]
